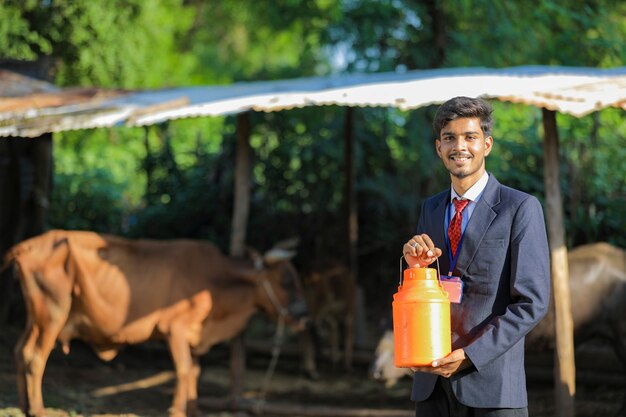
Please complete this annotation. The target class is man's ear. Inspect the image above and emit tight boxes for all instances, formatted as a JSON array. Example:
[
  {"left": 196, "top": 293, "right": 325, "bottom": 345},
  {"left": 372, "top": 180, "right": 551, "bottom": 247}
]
[
  {"left": 484, "top": 136, "right": 493, "bottom": 156},
  {"left": 435, "top": 139, "right": 442, "bottom": 158}
]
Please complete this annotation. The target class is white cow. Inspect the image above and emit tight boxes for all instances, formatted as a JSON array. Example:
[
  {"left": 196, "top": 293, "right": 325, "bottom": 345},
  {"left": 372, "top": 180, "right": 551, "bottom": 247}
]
[{"left": 370, "top": 329, "right": 411, "bottom": 387}]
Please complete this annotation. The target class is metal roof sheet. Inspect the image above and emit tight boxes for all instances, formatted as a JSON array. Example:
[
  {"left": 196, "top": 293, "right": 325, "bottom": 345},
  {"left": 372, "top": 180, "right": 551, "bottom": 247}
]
[
  {"left": 1, "top": 66, "right": 625, "bottom": 137},
  {"left": 0, "top": 69, "right": 59, "bottom": 97}
]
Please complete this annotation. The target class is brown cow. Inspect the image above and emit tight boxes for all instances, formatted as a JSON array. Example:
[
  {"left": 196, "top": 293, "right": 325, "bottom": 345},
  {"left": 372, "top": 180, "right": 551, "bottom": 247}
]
[
  {"left": 300, "top": 261, "right": 357, "bottom": 375},
  {"left": 370, "top": 242, "right": 626, "bottom": 387},
  {"left": 4, "top": 230, "right": 308, "bottom": 417}
]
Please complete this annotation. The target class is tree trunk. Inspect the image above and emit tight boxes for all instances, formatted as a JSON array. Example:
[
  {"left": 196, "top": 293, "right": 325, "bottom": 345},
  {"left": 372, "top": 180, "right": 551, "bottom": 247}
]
[{"left": 424, "top": 0, "right": 447, "bottom": 68}]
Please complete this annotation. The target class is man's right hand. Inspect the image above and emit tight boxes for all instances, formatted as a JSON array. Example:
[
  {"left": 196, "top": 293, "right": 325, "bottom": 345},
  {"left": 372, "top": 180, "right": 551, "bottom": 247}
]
[{"left": 403, "top": 234, "right": 442, "bottom": 267}]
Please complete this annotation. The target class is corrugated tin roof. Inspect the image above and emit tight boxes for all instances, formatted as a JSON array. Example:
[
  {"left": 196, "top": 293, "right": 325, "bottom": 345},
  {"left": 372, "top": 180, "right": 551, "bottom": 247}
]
[
  {"left": 0, "top": 69, "right": 59, "bottom": 97},
  {"left": 1, "top": 66, "right": 625, "bottom": 138}
]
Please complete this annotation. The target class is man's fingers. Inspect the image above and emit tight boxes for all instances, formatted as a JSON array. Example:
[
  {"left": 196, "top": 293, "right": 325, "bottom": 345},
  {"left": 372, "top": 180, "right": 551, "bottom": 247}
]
[
  {"left": 404, "top": 234, "right": 442, "bottom": 267},
  {"left": 412, "top": 235, "right": 431, "bottom": 256},
  {"left": 420, "top": 234, "right": 438, "bottom": 253}
]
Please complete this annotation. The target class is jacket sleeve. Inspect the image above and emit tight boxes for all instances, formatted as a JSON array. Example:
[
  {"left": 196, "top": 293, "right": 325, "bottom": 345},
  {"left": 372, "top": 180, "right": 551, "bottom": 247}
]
[{"left": 463, "top": 196, "right": 551, "bottom": 371}]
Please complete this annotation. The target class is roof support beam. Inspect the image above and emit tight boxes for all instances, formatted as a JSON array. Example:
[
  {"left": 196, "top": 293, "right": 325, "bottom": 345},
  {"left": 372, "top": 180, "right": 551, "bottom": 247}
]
[
  {"left": 344, "top": 107, "right": 358, "bottom": 281},
  {"left": 542, "top": 108, "right": 575, "bottom": 417},
  {"left": 229, "top": 111, "right": 252, "bottom": 400},
  {"left": 230, "top": 112, "right": 252, "bottom": 258}
]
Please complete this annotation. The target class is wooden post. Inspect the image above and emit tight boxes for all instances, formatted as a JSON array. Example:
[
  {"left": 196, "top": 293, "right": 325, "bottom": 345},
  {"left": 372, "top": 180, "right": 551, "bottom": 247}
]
[
  {"left": 28, "top": 134, "right": 53, "bottom": 236},
  {"left": 344, "top": 107, "right": 358, "bottom": 278},
  {"left": 229, "top": 111, "right": 252, "bottom": 398},
  {"left": 542, "top": 109, "right": 575, "bottom": 417},
  {"left": 0, "top": 135, "right": 53, "bottom": 326},
  {"left": 343, "top": 107, "right": 366, "bottom": 354},
  {"left": 230, "top": 112, "right": 252, "bottom": 258},
  {"left": 0, "top": 139, "right": 20, "bottom": 256}
]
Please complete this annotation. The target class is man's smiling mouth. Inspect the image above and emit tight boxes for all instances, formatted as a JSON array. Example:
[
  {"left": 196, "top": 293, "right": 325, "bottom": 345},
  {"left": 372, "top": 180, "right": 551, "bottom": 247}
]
[{"left": 450, "top": 154, "right": 472, "bottom": 162}]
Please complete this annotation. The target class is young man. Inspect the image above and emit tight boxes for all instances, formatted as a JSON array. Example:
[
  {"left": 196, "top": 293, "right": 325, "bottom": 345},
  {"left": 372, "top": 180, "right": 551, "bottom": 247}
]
[{"left": 402, "top": 96, "right": 550, "bottom": 417}]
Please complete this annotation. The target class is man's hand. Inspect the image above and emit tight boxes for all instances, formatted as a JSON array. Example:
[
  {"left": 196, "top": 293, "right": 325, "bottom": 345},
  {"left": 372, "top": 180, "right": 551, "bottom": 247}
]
[
  {"left": 403, "top": 234, "right": 442, "bottom": 267},
  {"left": 410, "top": 349, "right": 471, "bottom": 378}
]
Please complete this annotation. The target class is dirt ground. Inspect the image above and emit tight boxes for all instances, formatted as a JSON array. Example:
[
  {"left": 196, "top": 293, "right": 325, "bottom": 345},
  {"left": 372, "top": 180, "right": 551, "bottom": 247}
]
[{"left": 0, "top": 324, "right": 624, "bottom": 417}]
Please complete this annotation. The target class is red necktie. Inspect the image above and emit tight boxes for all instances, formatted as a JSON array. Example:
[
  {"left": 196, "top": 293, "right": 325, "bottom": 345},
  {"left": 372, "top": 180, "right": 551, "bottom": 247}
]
[{"left": 448, "top": 198, "right": 470, "bottom": 257}]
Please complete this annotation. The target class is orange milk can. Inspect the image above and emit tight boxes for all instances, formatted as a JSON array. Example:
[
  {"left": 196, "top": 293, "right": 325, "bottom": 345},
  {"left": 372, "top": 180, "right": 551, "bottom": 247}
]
[{"left": 392, "top": 265, "right": 451, "bottom": 367}]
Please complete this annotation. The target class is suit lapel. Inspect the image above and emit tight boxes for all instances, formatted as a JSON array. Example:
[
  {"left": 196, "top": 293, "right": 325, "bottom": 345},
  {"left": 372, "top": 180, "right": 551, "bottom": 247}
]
[{"left": 456, "top": 174, "right": 501, "bottom": 276}]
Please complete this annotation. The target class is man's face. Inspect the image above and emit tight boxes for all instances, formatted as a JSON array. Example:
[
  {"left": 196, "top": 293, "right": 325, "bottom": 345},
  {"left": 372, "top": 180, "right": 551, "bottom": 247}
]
[{"left": 435, "top": 117, "right": 493, "bottom": 181}]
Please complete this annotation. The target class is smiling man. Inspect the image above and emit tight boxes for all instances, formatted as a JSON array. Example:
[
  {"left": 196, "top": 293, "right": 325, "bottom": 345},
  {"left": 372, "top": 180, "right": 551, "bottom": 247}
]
[{"left": 402, "top": 96, "right": 551, "bottom": 417}]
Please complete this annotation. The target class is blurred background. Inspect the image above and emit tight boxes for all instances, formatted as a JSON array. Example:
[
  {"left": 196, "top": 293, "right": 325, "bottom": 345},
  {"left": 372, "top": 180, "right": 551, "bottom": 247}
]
[
  {"left": 0, "top": 1, "right": 625, "bottom": 415},
  {"left": 1, "top": 0, "right": 624, "bottom": 323}
]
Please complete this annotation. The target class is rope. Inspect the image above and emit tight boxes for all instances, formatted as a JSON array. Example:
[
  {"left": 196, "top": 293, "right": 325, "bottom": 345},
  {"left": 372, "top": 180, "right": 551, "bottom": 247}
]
[{"left": 254, "top": 278, "right": 288, "bottom": 414}]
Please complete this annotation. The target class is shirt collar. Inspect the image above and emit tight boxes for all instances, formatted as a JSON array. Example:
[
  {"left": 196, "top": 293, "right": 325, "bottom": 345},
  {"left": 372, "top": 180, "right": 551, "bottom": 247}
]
[{"left": 450, "top": 171, "right": 490, "bottom": 203}]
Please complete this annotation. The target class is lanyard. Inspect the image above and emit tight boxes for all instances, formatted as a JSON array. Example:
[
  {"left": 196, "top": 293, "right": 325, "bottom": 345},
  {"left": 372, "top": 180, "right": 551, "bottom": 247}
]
[{"left": 444, "top": 201, "right": 467, "bottom": 276}]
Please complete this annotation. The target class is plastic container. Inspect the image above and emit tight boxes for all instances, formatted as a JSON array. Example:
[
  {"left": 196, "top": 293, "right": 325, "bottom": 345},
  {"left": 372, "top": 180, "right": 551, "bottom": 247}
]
[{"left": 392, "top": 265, "right": 451, "bottom": 367}]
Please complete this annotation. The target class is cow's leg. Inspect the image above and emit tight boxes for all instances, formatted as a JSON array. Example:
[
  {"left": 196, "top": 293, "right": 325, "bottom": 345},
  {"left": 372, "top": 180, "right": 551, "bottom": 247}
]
[
  {"left": 14, "top": 319, "right": 35, "bottom": 414},
  {"left": 165, "top": 322, "right": 193, "bottom": 417},
  {"left": 298, "top": 325, "right": 319, "bottom": 379},
  {"left": 327, "top": 317, "right": 340, "bottom": 366},
  {"left": 185, "top": 355, "right": 201, "bottom": 417},
  {"left": 16, "top": 318, "right": 64, "bottom": 417}
]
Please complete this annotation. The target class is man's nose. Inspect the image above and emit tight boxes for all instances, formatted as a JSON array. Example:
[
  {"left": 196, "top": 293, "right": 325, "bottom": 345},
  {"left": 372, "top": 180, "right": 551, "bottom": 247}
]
[{"left": 450, "top": 136, "right": 468, "bottom": 149}]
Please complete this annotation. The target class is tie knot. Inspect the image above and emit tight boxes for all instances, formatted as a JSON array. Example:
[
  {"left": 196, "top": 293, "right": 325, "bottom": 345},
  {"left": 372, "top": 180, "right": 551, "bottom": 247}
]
[{"left": 453, "top": 198, "right": 469, "bottom": 213}]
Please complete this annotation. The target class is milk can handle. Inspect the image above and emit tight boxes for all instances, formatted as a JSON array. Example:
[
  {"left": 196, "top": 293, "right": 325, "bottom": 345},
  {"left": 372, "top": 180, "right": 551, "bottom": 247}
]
[{"left": 399, "top": 255, "right": 442, "bottom": 286}]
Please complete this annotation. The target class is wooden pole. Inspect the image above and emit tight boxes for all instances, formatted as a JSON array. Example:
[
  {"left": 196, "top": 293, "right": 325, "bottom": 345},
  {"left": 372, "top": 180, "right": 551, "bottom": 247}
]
[
  {"left": 229, "top": 111, "right": 252, "bottom": 398},
  {"left": 230, "top": 112, "right": 252, "bottom": 258},
  {"left": 344, "top": 107, "right": 358, "bottom": 279},
  {"left": 542, "top": 109, "right": 575, "bottom": 417},
  {"left": 343, "top": 107, "right": 366, "bottom": 359},
  {"left": 0, "top": 135, "right": 53, "bottom": 326},
  {"left": 29, "top": 134, "right": 53, "bottom": 236}
]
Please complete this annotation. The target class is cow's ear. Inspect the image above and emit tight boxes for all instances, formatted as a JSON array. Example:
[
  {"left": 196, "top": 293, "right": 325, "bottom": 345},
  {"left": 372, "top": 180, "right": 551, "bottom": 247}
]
[
  {"left": 245, "top": 247, "right": 264, "bottom": 270},
  {"left": 263, "top": 248, "right": 296, "bottom": 265}
]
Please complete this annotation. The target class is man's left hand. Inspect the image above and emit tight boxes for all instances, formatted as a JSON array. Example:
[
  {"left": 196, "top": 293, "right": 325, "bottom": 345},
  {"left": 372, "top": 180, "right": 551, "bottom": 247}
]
[{"left": 411, "top": 349, "right": 471, "bottom": 378}]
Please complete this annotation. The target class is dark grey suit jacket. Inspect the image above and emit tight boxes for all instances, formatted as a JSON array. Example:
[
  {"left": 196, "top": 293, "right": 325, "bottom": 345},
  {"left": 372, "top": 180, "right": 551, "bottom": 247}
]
[{"left": 411, "top": 173, "right": 550, "bottom": 408}]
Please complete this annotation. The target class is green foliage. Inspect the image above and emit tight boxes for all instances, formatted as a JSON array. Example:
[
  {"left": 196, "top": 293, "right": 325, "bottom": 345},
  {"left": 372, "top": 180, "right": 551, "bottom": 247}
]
[
  {"left": 0, "top": 2, "right": 52, "bottom": 60},
  {"left": 0, "top": 0, "right": 196, "bottom": 87},
  {"left": 557, "top": 109, "right": 626, "bottom": 246},
  {"left": 325, "top": 0, "right": 442, "bottom": 71},
  {"left": 3, "top": 0, "right": 625, "bottom": 318},
  {"left": 444, "top": 0, "right": 626, "bottom": 68},
  {"left": 54, "top": 128, "right": 147, "bottom": 204},
  {"left": 123, "top": 119, "right": 233, "bottom": 251},
  {"left": 49, "top": 167, "right": 126, "bottom": 234},
  {"left": 184, "top": 0, "right": 341, "bottom": 81},
  {"left": 487, "top": 102, "right": 545, "bottom": 199},
  {"left": 245, "top": 108, "right": 347, "bottom": 254}
]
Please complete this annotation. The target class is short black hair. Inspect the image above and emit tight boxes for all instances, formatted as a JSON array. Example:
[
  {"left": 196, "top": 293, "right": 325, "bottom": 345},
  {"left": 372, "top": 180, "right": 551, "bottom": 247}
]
[{"left": 433, "top": 96, "right": 494, "bottom": 137}]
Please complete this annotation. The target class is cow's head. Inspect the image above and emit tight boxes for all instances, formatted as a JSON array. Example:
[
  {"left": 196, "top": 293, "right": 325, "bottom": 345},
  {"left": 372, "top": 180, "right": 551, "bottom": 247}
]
[{"left": 250, "top": 246, "right": 309, "bottom": 331}]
